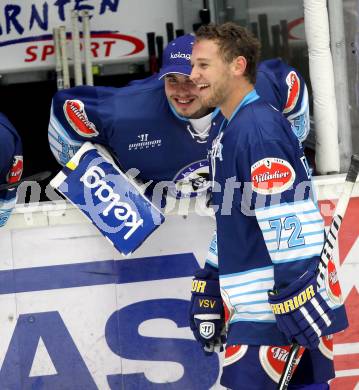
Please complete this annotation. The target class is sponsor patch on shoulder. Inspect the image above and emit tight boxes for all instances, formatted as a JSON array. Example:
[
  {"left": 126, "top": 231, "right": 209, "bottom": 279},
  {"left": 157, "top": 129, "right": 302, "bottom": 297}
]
[
  {"left": 63, "top": 100, "right": 99, "bottom": 138},
  {"left": 251, "top": 157, "right": 295, "bottom": 194},
  {"left": 283, "top": 71, "right": 300, "bottom": 114},
  {"left": 6, "top": 155, "right": 23, "bottom": 184}
]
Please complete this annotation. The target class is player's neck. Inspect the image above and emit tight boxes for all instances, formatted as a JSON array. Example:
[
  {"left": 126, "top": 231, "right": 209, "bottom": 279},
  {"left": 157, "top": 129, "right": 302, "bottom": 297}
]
[{"left": 221, "top": 79, "right": 254, "bottom": 120}]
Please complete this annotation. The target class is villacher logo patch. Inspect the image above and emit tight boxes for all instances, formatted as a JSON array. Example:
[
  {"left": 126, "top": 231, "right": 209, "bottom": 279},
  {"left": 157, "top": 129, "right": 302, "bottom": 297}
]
[
  {"left": 64, "top": 100, "right": 99, "bottom": 138},
  {"left": 251, "top": 157, "right": 296, "bottom": 195}
]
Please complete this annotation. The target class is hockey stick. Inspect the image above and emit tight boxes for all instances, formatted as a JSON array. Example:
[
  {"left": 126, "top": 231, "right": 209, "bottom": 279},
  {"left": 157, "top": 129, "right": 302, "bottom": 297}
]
[
  {"left": 0, "top": 171, "right": 52, "bottom": 191},
  {"left": 53, "top": 28, "right": 64, "bottom": 90},
  {"left": 175, "top": 29, "right": 185, "bottom": 38},
  {"left": 277, "top": 154, "right": 359, "bottom": 390},
  {"left": 166, "top": 22, "right": 174, "bottom": 44},
  {"left": 147, "top": 32, "right": 158, "bottom": 74},
  {"left": 156, "top": 35, "right": 164, "bottom": 69}
]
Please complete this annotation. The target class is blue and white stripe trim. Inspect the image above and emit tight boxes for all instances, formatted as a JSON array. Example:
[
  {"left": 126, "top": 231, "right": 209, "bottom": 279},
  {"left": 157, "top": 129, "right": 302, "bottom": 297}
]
[
  {"left": 0, "top": 196, "right": 17, "bottom": 227},
  {"left": 220, "top": 266, "right": 275, "bottom": 323},
  {"left": 287, "top": 85, "right": 310, "bottom": 143},
  {"left": 0, "top": 194, "right": 17, "bottom": 207},
  {"left": 48, "top": 105, "right": 82, "bottom": 166},
  {"left": 205, "top": 231, "right": 218, "bottom": 268},
  {"left": 256, "top": 199, "right": 324, "bottom": 264}
]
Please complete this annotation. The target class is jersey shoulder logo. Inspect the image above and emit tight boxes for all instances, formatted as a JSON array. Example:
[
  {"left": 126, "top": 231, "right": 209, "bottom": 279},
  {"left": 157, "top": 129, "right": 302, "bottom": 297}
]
[
  {"left": 283, "top": 71, "right": 300, "bottom": 114},
  {"left": 6, "top": 155, "right": 23, "bottom": 184},
  {"left": 251, "top": 157, "right": 295, "bottom": 195},
  {"left": 63, "top": 100, "right": 99, "bottom": 138}
]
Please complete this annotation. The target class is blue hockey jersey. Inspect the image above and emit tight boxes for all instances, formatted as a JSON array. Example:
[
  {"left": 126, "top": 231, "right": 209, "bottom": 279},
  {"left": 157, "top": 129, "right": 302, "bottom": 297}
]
[
  {"left": 256, "top": 59, "right": 309, "bottom": 142},
  {"left": 0, "top": 113, "right": 23, "bottom": 227},
  {"left": 49, "top": 79, "right": 220, "bottom": 200},
  {"left": 48, "top": 59, "right": 309, "bottom": 201},
  {"left": 128, "top": 59, "right": 310, "bottom": 143},
  {"left": 209, "top": 90, "right": 347, "bottom": 346}
]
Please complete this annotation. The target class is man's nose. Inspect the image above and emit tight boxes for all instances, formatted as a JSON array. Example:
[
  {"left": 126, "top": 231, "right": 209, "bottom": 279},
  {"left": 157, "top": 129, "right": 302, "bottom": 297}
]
[
  {"left": 190, "top": 66, "right": 199, "bottom": 83},
  {"left": 175, "top": 82, "right": 191, "bottom": 93}
]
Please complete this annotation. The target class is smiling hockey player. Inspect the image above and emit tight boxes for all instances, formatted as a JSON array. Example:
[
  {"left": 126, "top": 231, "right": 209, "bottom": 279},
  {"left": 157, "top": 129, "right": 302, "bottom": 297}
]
[
  {"left": 188, "top": 22, "right": 347, "bottom": 390},
  {"left": 48, "top": 33, "right": 309, "bottom": 204}
]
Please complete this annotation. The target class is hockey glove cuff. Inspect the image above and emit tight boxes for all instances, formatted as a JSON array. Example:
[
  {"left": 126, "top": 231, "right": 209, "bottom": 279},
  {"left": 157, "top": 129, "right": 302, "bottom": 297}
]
[
  {"left": 268, "top": 271, "right": 335, "bottom": 349},
  {"left": 189, "top": 268, "right": 225, "bottom": 355}
]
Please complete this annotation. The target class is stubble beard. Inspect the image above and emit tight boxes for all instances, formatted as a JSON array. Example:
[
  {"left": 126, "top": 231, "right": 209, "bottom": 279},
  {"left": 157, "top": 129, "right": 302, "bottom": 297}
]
[
  {"left": 171, "top": 96, "right": 212, "bottom": 119},
  {"left": 200, "top": 77, "right": 229, "bottom": 109}
]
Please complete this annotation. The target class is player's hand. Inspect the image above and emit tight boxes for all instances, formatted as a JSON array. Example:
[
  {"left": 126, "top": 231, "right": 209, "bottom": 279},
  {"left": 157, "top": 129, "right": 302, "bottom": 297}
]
[
  {"left": 189, "top": 268, "right": 225, "bottom": 354},
  {"left": 268, "top": 271, "right": 335, "bottom": 349}
]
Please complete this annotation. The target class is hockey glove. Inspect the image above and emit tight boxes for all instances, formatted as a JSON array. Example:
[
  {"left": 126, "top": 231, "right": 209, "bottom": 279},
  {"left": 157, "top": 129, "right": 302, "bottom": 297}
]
[
  {"left": 189, "top": 268, "right": 225, "bottom": 355},
  {"left": 268, "top": 271, "right": 335, "bottom": 349}
]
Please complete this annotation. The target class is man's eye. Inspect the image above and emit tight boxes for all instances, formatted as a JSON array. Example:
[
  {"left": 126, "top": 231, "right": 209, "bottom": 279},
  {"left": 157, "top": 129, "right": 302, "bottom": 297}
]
[{"left": 199, "top": 63, "right": 208, "bottom": 69}]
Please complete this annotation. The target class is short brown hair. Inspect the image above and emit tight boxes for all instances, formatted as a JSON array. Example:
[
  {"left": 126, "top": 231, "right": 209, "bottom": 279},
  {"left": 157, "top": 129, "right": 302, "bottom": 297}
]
[{"left": 195, "top": 22, "right": 261, "bottom": 84}]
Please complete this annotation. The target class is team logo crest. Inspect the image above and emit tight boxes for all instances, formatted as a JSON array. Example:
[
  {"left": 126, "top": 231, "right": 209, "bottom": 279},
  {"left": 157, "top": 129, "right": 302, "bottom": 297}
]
[
  {"left": 325, "top": 259, "right": 343, "bottom": 305},
  {"left": 259, "top": 345, "right": 305, "bottom": 383},
  {"left": 251, "top": 158, "right": 295, "bottom": 195},
  {"left": 64, "top": 100, "right": 99, "bottom": 138},
  {"left": 199, "top": 322, "right": 215, "bottom": 339},
  {"left": 6, "top": 155, "right": 23, "bottom": 184},
  {"left": 223, "top": 345, "right": 248, "bottom": 366},
  {"left": 169, "top": 160, "right": 210, "bottom": 199},
  {"left": 283, "top": 71, "right": 300, "bottom": 114}
]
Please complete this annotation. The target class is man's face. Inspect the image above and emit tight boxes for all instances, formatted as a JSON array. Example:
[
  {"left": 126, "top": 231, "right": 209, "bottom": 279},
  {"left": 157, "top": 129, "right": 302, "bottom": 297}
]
[
  {"left": 164, "top": 74, "right": 210, "bottom": 119},
  {"left": 190, "top": 40, "right": 231, "bottom": 108}
]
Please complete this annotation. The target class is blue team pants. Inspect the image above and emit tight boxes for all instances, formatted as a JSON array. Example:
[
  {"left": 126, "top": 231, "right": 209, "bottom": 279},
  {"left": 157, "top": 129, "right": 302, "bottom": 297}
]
[{"left": 221, "top": 342, "right": 334, "bottom": 390}]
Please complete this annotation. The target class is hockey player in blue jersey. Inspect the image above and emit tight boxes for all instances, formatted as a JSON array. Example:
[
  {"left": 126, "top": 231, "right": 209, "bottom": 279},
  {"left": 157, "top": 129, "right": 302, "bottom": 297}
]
[
  {"left": 189, "top": 23, "right": 348, "bottom": 390},
  {"left": 0, "top": 113, "right": 23, "bottom": 227},
  {"left": 48, "top": 34, "right": 309, "bottom": 203},
  {"left": 49, "top": 34, "right": 218, "bottom": 201}
]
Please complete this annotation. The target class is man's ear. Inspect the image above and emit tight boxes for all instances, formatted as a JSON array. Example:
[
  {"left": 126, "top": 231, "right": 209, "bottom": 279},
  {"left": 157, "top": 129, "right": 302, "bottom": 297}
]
[{"left": 231, "top": 56, "right": 247, "bottom": 77}]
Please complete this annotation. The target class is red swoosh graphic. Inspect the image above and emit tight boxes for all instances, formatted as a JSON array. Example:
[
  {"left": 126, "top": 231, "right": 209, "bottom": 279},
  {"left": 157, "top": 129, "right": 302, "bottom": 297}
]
[
  {"left": 92, "top": 32, "right": 144, "bottom": 55},
  {"left": 287, "top": 17, "right": 304, "bottom": 41}
]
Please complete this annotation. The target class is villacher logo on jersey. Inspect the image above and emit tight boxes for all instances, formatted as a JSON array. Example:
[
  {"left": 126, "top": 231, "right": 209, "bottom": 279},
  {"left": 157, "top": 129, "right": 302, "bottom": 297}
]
[
  {"left": 251, "top": 157, "right": 296, "bottom": 195},
  {"left": 64, "top": 100, "right": 99, "bottom": 138},
  {"left": 6, "top": 155, "right": 23, "bottom": 184},
  {"left": 80, "top": 165, "right": 143, "bottom": 239},
  {"left": 259, "top": 345, "right": 304, "bottom": 383},
  {"left": 284, "top": 71, "right": 300, "bottom": 114},
  {"left": 254, "top": 171, "right": 290, "bottom": 182}
]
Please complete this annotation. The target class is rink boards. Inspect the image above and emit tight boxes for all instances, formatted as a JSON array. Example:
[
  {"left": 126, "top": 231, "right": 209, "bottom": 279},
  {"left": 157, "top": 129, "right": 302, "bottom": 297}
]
[{"left": 0, "top": 174, "right": 358, "bottom": 389}]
